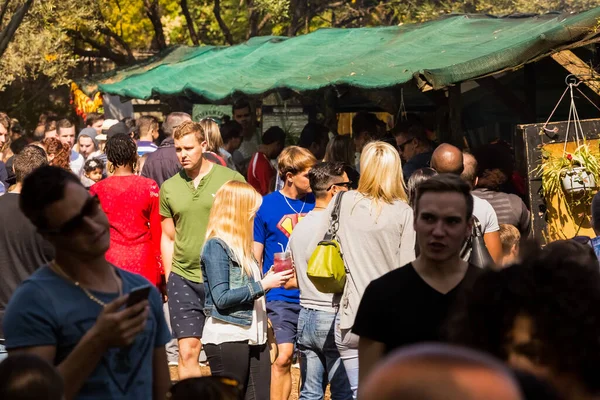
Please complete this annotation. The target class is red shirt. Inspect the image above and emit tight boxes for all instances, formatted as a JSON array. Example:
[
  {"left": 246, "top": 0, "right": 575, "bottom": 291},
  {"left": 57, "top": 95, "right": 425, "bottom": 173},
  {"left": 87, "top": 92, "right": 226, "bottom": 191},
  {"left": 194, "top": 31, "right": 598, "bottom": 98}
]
[
  {"left": 247, "top": 152, "right": 275, "bottom": 195},
  {"left": 89, "top": 175, "right": 162, "bottom": 286}
]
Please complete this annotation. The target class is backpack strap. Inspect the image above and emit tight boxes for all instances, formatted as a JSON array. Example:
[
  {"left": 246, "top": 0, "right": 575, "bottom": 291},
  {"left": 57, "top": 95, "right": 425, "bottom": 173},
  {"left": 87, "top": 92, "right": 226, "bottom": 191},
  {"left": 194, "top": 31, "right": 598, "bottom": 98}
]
[{"left": 323, "top": 191, "right": 346, "bottom": 241}]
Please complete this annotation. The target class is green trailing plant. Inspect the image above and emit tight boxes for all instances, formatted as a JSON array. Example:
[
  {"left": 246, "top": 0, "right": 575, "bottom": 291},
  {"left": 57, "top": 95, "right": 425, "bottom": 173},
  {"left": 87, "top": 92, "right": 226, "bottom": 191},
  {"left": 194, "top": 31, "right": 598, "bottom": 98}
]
[{"left": 535, "top": 143, "right": 600, "bottom": 208}]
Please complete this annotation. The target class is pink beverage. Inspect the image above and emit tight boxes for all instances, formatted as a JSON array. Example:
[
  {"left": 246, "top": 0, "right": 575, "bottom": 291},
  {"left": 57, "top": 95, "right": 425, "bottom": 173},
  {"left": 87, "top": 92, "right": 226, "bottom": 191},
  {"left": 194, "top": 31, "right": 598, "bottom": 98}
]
[{"left": 273, "top": 252, "right": 293, "bottom": 273}]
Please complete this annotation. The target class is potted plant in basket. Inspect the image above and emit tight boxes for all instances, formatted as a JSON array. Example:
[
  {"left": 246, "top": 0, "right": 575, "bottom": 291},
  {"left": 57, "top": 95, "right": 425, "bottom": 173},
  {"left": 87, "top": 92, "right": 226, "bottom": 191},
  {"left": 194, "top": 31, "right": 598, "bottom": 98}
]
[{"left": 536, "top": 144, "right": 600, "bottom": 202}]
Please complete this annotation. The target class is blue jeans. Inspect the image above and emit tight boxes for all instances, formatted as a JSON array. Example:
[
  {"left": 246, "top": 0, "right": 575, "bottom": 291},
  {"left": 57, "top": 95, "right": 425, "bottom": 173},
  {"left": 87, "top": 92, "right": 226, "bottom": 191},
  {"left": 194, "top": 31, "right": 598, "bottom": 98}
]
[
  {"left": 335, "top": 325, "right": 359, "bottom": 399},
  {"left": 297, "top": 308, "right": 352, "bottom": 400}
]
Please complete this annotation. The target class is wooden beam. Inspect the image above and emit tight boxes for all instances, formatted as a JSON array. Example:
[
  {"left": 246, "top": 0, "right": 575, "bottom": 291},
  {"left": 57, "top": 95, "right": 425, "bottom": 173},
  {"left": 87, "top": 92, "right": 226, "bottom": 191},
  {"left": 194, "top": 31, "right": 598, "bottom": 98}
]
[
  {"left": 475, "top": 76, "right": 535, "bottom": 123},
  {"left": 551, "top": 50, "right": 600, "bottom": 97},
  {"left": 447, "top": 84, "right": 463, "bottom": 148}
]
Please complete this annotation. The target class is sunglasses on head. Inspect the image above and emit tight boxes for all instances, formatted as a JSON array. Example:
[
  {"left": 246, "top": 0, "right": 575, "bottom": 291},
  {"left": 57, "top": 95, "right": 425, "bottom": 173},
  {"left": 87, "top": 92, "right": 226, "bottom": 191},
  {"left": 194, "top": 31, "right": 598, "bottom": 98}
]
[
  {"left": 200, "top": 117, "right": 219, "bottom": 124},
  {"left": 327, "top": 181, "right": 352, "bottom": 191},
  {"left": 40, "top": 195, "right": 101, "bottom": 236}
]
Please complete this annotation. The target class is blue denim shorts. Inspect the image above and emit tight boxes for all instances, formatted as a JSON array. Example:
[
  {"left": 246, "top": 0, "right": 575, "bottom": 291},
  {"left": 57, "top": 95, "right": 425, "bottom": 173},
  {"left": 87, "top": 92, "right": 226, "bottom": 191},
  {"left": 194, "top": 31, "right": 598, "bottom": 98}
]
[{"left": 267, "top": 301, "right": 301, "bottom": 345}]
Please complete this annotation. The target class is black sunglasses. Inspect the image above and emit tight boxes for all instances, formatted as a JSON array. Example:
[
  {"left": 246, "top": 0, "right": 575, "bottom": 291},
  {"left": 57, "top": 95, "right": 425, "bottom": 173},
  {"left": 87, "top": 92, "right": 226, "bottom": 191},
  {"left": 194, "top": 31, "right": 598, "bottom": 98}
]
[
  {"left": 41, "top": 195, "right": 101, "bottom": 236},
  {"left": 397, "top": 138, "right": 414, "bottom": 152},
  {"left": 327, "top": 181, "right": 353, "bottom": 191}
]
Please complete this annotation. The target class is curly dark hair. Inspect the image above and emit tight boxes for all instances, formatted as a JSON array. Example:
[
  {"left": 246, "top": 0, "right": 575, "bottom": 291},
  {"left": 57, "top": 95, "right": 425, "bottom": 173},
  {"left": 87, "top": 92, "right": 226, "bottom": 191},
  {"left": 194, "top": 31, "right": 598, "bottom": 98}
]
[
  {"left": 105, "top": 133, "right": 137, "bottom": 168},
  {"left": 448, "top": 240, "right": 600, "bottom": 395}
]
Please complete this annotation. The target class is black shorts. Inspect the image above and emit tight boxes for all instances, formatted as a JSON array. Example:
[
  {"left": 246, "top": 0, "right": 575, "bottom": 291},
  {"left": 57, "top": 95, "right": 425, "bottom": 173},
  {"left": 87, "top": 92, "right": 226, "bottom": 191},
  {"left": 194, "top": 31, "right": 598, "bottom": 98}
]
[{"left": 167, "top": 272, "right": 206, "bottom": 339}]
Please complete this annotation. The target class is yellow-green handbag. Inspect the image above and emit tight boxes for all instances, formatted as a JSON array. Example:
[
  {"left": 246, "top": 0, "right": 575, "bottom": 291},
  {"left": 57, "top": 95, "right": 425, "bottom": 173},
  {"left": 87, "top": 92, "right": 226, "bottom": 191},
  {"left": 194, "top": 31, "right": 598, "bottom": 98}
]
[{"left": 307, "top": 192, "right": 347, "bottom": 294}]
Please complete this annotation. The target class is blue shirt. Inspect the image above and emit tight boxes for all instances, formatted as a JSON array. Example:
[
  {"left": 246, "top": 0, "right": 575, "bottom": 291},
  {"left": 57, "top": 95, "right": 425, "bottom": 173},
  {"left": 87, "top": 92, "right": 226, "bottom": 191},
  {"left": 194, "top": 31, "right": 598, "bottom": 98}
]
[
  {"left": 254, "top": 191, "right": 315, "bottom": 303},
  {"left": 4, "top": 266, "right": 171, "bottom": 400}
]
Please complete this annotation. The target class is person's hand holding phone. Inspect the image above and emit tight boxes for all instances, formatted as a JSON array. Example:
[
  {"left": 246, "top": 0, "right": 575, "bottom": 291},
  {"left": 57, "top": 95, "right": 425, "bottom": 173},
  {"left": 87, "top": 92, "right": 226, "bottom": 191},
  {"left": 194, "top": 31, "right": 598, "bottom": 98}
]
[{"left": 90, "top": 294, "right": 149, "bottom": 348}]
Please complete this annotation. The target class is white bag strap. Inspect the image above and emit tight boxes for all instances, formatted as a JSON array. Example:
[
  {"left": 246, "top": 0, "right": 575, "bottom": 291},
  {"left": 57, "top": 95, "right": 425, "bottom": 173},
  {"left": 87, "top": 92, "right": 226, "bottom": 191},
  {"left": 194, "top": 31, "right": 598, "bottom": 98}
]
[{"left": 251, "top": 153, "right": 259, "bottom": 179}]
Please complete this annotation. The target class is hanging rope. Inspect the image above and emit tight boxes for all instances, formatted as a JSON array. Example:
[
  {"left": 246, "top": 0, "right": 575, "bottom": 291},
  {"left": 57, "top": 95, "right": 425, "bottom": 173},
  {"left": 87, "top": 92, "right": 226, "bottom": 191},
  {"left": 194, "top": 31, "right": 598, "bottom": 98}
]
[
  {"left": 543, "top": 74, "right": 597, "bottom": 151},
  {"left": 396, "top": 87, "right": 407, "bottom": 123}
]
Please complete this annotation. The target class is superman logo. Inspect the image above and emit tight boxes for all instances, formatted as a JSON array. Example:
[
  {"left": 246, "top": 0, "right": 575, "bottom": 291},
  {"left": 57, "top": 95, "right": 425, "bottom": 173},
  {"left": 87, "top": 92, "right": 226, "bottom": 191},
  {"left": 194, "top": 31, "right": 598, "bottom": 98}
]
[{"left": 276, "top": 213, "right": 308, "bottom": 238}]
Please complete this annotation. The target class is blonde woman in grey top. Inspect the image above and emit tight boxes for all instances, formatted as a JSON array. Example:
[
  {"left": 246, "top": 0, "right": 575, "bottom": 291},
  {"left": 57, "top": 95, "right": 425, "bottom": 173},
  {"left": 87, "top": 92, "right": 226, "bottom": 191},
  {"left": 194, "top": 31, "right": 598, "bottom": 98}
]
[{"left": 325, "top": 141, "right": 415, "bottom": 398}]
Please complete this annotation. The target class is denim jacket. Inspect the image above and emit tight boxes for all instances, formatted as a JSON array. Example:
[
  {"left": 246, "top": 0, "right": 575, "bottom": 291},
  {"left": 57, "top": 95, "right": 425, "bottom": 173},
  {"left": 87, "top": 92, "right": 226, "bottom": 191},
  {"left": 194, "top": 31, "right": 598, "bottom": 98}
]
[{"left": 201, "top": 238, "right": 265, "bottom": 326}]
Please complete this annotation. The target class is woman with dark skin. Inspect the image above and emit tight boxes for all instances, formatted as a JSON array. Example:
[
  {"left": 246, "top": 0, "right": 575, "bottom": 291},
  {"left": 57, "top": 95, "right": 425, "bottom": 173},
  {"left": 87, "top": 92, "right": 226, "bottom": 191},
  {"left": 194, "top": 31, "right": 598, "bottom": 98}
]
[{"left": 89, "top": 134, "right": 162, "bottom": 287}]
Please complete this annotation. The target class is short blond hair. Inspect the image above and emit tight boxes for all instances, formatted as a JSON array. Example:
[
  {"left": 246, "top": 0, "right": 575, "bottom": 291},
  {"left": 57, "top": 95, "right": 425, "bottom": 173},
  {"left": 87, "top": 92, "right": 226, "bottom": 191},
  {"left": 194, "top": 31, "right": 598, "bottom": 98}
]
[
  {"left": 173, "top": 120, "right": 206, "bottom": 144},
  {"left": 499, "top": 224, "right": 520, "bottom": 255},
  {"left": 278, "top": 146, "right": 317, "bottom": 179}
]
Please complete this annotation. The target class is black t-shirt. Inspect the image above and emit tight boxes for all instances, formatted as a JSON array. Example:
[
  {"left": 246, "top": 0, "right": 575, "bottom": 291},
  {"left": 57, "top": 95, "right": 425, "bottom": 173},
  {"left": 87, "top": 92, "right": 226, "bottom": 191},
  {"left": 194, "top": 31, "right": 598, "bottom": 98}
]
[
  {"left": 0, "top": 193, "right": 54, "bottom": 338},
  {"left": 352, "top": 262, "right": 481, "bottom": 354}
]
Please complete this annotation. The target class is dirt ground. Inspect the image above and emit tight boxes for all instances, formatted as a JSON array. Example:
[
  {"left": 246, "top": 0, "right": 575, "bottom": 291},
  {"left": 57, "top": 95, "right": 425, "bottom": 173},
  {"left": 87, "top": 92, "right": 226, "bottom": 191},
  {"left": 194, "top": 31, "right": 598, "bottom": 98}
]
[{"left": 169, "top": 365, "right": 331, "bottom": 400}]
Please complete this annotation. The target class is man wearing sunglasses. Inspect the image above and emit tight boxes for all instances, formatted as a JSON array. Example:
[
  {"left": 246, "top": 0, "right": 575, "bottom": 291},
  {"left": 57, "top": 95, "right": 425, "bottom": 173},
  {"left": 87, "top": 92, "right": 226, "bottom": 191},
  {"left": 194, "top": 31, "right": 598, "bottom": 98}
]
[
  {"left": 393, "top": 123, "right": 434, "bottom": 181},
  {"left": 286, "top": 162, "right": 353, "bottom": 400},
  {"left": 3, "top": 166, "right": 171, "bottom": 400}
]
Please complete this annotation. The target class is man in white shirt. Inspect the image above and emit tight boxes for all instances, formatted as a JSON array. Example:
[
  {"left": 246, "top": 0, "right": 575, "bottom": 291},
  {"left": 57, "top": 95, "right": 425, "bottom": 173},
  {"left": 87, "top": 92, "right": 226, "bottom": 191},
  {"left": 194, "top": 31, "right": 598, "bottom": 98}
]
[
  {"left": 431, "top": 143, "right": 502, "bottom": 263},
  {"left": 57, "top": 119, "right": 84, "bottom": 176}
]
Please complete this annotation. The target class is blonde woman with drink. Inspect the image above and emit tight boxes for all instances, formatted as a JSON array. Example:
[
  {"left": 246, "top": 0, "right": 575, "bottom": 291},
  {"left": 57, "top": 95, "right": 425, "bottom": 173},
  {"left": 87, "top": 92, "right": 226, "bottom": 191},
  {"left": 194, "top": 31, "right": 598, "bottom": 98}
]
[{"left": 201, "top": 180, "right": 293, "bottom": 400}]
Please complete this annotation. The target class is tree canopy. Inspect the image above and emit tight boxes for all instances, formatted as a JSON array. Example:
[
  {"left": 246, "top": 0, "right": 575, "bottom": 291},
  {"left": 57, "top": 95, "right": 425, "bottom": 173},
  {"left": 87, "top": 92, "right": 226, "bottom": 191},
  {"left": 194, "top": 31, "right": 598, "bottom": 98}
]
[{"left": 0, "top": 0, "right": 598, "bottom": 90}]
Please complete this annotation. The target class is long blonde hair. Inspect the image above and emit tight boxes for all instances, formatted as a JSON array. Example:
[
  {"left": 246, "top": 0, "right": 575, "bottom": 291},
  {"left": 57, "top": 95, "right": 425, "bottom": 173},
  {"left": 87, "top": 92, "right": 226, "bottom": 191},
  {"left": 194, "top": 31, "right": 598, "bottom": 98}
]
[
  {"left": 357, "top": 141, "right": 407, "bottom": 204},
  {"left": 205, "top": 180, "right": 262, "bottom": 275},
  {"left": 200, "top": 119, "right": 224, "bottom": 153}
]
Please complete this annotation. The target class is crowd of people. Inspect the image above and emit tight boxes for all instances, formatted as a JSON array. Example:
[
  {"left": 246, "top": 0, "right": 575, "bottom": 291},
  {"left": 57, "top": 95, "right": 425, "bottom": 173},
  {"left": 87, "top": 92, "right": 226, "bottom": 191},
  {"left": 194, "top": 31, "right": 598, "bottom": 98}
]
[{"left": 0, "top": 100, "right": 599, "bottom": 400}]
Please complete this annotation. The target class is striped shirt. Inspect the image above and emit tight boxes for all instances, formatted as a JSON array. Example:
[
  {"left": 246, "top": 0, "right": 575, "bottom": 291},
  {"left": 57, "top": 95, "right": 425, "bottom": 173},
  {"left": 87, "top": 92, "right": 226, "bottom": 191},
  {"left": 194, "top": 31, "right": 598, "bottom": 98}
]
[
  {"left": 137, "top": 141, "right": 158, "bottom": 157},
  {"left": 473, "top": 188, "right": 530, "bottom": 235}
]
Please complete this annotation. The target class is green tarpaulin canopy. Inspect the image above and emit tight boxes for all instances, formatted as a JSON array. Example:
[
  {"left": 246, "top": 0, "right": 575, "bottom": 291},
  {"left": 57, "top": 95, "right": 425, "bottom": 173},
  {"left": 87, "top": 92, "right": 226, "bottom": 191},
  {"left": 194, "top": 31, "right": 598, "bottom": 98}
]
[{"left": 97, "top": 8, "right": 600, "bottom": 101}]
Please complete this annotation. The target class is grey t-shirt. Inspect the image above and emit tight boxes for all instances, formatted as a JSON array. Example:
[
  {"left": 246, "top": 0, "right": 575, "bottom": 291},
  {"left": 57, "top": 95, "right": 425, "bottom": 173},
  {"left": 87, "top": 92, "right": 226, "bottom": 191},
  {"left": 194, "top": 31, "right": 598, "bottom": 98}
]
[{"left": 289, "top": 210, "right": 337, "bottom": 313}]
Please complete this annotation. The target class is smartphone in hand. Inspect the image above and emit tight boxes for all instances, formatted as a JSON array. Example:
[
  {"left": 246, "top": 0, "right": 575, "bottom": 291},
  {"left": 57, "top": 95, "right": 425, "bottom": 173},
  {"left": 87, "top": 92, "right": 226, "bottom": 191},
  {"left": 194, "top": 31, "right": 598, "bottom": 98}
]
[{"left": 126, "top": 285, "right": 152, "bottom": 308}]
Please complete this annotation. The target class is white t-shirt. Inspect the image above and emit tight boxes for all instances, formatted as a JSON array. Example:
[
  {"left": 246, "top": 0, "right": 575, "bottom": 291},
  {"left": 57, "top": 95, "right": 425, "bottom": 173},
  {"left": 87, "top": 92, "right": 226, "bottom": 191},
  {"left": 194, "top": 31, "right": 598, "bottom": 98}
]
[
  {"left": 237, "top": 131, "right": 260, "bottom": 160},
  {"left": 472, "top": 195, "right": 500, "bottom": 234},
  {"left": 202, "top": 261, "right": 267, "bottom": 345},
  {"left": 70, "top": 150, "right": 84, "bottom": 176}
]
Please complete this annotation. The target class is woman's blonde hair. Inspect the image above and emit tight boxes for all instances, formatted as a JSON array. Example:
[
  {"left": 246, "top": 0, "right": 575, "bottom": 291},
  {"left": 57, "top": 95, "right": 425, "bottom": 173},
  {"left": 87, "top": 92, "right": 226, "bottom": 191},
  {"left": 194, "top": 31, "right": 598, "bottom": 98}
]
[
  {"left": 205, "top": 180, "right": 262, "bottom": 275},
  {"left": 357, "top": 141, "right": 407, "bottom": 205},
  {"left": 200, "top": 119, "right": 224, "bottom": 153}
]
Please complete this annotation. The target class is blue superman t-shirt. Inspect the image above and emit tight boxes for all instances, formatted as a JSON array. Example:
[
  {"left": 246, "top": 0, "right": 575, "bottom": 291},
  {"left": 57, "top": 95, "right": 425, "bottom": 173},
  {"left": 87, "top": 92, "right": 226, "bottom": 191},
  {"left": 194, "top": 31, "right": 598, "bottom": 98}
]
[
  {"left": 3, "top": 266, "right": 170, "bottom": 400},
  {"left": 254, "top": 191, "right": 315, "bottom": 303}
]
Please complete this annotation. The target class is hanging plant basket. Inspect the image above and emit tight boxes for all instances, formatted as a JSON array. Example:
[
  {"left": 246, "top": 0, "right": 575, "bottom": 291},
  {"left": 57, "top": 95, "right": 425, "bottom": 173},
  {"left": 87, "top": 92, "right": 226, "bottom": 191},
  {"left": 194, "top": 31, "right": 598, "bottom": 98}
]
[{"left": 561, "top": 166, "right": 597, "bottom": 193}]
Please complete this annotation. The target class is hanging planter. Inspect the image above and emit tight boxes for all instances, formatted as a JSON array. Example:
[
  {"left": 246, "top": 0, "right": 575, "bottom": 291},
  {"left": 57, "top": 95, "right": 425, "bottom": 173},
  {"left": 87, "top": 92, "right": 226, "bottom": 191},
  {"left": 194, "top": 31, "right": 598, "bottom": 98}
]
[
  {"left": 562, "top": 166, "right": 596, "bottom": 193},
  {"left": 537, "top": 145, "right": 600, "bottom": 200},
  {"left": 534, "top": 74, "right": 600, "bottom": 203}
]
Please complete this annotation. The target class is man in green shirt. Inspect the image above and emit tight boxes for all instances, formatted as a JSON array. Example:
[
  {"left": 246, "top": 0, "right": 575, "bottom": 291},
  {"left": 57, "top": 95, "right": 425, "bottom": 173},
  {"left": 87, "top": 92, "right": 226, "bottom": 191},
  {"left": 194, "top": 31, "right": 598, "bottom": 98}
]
[{"left": 160, "top": 121, "right": 244, "bottom": 380}]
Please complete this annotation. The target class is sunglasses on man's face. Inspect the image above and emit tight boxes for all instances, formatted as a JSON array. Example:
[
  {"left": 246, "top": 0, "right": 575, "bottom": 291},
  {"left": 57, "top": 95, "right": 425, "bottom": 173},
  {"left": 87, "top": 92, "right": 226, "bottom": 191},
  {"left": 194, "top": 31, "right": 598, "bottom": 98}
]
[
  {"left": 41, "top": 195, "right": 101, "bottom": 236},
  {"left": 396, "top": 138, "right": 415, "bottom": 152},
  {"left": 327, "top": 181, "right": 353, "bottom": 191}
]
